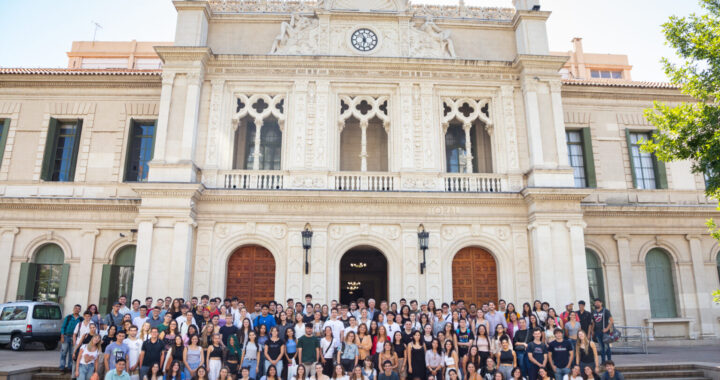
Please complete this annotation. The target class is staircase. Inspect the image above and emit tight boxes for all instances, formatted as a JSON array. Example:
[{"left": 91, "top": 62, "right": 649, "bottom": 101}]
[
  {"left": 617, "top": 364, "right": 712, "bottom": 380},
  {"left": 30, "top": 368, "right": 70, "bottom": 380}
]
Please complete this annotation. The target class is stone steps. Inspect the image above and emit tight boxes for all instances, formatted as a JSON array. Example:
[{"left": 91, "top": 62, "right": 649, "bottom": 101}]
[{"left": 616, "top": 364, "right": 711, "bottom": 380}]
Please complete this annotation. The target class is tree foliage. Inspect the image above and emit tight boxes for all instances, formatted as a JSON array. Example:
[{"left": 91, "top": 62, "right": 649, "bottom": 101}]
[{"left": 643, "top": 0, "right": 720, "bottom": 241}]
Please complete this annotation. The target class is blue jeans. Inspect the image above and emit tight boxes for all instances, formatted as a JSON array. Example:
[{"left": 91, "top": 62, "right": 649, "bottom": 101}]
[
  {"left": 594, "top": 334, "right": 612, "bottom": 362},
  {"left": 516, "top": 351, "right": 528, "bottom": 377},
  {"left": 60, "top": 337, "right": 74, "bottom": 370},
  {"left": 554, "top": 367, "right": 570, "bottom": 380},
  {"left": 528, "top": 362, "right": 543, "bottom": 380},
  {"left": 140, "top": 366, "right": 151, "bottom": 380},
  {"left": 78, "top": 363, "right": 95, "bottom": 380},
  {"left": 242, "top": 358, "right": 257, "bottom": 380}
]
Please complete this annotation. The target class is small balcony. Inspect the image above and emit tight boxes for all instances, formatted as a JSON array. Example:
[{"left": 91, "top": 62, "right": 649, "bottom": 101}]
[{"left": 214, "top": 170, "right": 512, "bottom": 192}]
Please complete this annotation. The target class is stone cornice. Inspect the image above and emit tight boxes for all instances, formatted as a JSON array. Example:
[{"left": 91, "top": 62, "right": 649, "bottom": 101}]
[
  {"left": 155, "top": 46, "right": 214, "bottom": 65},
  {"left": 582, "top": 203, "right": 720, "bottom": 217},
  {"left": 130, "top": 182, "right": 205, "bottom": 198},
  {"left": 511, "top": 10, "right": 551, "bottom": 29},
  {"left": 174, "top": 0, "right": 213, "bottom": 19},
  {"left": 198, "top": 189, "right": 526, "bottom": 206},
  {"left": 561, "top": 84, "right": 689, "bottom": 102},
  {"left": 521, "top": 187, "right": 592, "bottom": 202},
  {"left": 0, "top": 197, "right": 139, "bottom": 212},
  {"left": 513, "top": 54, "right": 568, "bottom": 73},
  {"left": 0, "top": 75, "right": 161, "bottom": 89}
]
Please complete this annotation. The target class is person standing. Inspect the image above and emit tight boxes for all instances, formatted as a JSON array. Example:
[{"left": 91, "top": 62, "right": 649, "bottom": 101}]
[
  {"left": 575, "top": 302, "right": 592, "bottom": 337},
  {"left": 485, "top": 302, "right": 507, "bottom": 338},
  {"left": 526, "top": 329, "right": 547, "bottom": 380},
  {"left": 589, "top": 300, "right": 613, "bottom": 364},
  {"left": 60, "top": 305, "right": 83, "bottom": 373},
  {"left": 138, "top": 328, "right": 165, "bottom": 380},
  {"left": 548, "top": 329, "right": 573, "bottom": 380},
  {"left": 75, "top": 335, "right": 102, "bottom": 380},
  {"left": 297, "top": 324, "right": 320, "bottom": 377},
  {"left": 105, "top": 331, "right": 130, "bottom": 372},
  {"left": 406, "top": 331, "right": 426, "bottom": 380},
  {"left": 264, "top": 327, "right": 286, "bottom": 377}
]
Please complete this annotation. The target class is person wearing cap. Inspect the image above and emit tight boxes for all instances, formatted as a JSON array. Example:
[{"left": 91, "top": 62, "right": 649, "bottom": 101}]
[
  {"left": 297, "top": 323, "right": 320, "bottom": 377},
  {"left": 576, "top": 301, "right": 593, "bottom": 336}
]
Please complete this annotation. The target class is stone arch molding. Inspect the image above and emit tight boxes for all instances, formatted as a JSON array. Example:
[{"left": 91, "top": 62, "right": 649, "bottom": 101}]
[
  {"left": 709, "top": 240, "right": 719, "bottom": 262},
  {"left": 338, "top": 95, "right": 390, "bottom": 131},
  {"left": 329, "top": 234, "right": 402, "bottom": 302},
  {"left": 104, "top": 237, "right": 137, "bottom": 264},
  {"left": 23, "top": 232, "right": 73, "bottom": 262},
  {"left": 584, "top": 239, "right": 610, "bottom": 265},
  {"left": 637, "top": 238, "right": 682, "bottom": 265},
  {"left": 212, "top": 233, "right": 286, "bottom": 300},
  {"left": 441, "top": 98, "right": 493, "bottom": 131},
  {"left": 233, "top": 94, "right": 286, "bottom": 130},
  {"left": 441, "top": 234, "right": 512, "bottom": 303}
]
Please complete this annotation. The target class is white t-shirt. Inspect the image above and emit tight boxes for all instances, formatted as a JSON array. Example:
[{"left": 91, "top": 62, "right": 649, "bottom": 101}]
[
  {"left": 384, "top": 323, "right": 400, "bottom": 337},
  {"left": 177, "top": 317, "right": 197, "bottom": 335},
  {"left": 344, "top": 325, "right": 358, "bottom": 336},
  {"left": 320, "top": 337, "right": 339, "bottom": 359},
  {"left": 78, "top": 344, "right": 100, "bottom": 365},
  {"left": 74, "top": 321, "right": 93, "bottom": 346},
  {"left": 323, "top": 319, "right": 345, "bottom": 341},
  {"left": 132, "top": 316, "right": 147, "bottom": 329},
  {"left": 126, "top": 337, "right": 143, "bottom": 368}
]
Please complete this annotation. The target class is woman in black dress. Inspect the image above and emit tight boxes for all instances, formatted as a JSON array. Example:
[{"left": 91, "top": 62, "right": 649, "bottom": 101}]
[{"left": 406, "top": 331, "right": 426, "bottom": 380}]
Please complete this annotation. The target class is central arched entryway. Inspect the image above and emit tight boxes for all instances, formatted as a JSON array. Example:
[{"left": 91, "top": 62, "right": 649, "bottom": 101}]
[
  {"left": 339, "top": 246, "right": 388, "bottom": 304},
  {"left": 226, "top": 245, "right": 275, "bottom": 306},
  {"left": 452, "top": 247, "right": 498, "bottom": 306}
]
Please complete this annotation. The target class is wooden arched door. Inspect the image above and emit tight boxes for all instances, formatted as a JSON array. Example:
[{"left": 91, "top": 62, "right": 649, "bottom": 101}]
[
  {"left": 226, "top": 246, "right": 275, "bottom": 306},
  {"left": 452, "top": 247, "right": 498, "bottom": 306}
]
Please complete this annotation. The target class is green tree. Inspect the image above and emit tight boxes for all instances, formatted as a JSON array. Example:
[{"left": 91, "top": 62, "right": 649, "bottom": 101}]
[{"left": 643, "top": 0, "right": 720, "bottom": 242}]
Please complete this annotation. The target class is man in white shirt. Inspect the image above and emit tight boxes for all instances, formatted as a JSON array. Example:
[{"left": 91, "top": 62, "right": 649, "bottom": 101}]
[
  {"left": 73, "top": 311, "right": 94, "bottom": 346},
  {"left": 234, "top": 307, "right": 253, "bottom": 328},
  {"left": 440, "top": 303, "right": 452, "bottom": 323},
  {"left": 344, "top": 316, "right": 359, "bottom": 336},
  {"left": 358, "top": 308, "right": 371, "bottom": 328},
  {"left": 125, "top": 326, "right": 143, "bottom": 380},
  {"left": 384, "top": 312, "right": 400, "bottom": 337},
  {"left": 132, "top": 306, "right": 148, "bottom": 329},
  {"left": 118, "top": 296, "right": 131, "bottom": 315},
  {"left": 177, "top": 311, "right": 197, "bottom": 335},
  {"left": 323, "top": 308, "right": 345, "bottom": 341}
]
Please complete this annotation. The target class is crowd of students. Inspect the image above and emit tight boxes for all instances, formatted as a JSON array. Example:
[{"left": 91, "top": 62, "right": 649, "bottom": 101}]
[{"left": 57, "top": 295, "right": 625, "bottom": 380}]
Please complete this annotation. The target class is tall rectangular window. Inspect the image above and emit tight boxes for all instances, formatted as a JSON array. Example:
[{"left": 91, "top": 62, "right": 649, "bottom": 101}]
[
  {"left": 41, "top": 119, "right": 83, "bottom": 182},
  {"left": 0, "top": 118, "right": 9, "bottom": 168},
  {"left": 628, "top": 132, "right": 657, "bottom": 189},
  {"left": 566, "top": 130, "right": 587, "bottom": 187},
  {"left": 124, "top": 120, "right": 157, "bottom": 182}
]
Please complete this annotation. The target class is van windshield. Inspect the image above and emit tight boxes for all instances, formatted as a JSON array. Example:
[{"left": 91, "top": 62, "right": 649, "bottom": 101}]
[{"left": 32, "top": 305, "right": 62, "bottom": 320}]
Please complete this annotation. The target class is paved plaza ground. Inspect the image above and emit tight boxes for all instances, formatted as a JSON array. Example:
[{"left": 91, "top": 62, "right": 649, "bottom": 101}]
[{"left": 1, "top": 341, "right": 719, "bottom": 372}]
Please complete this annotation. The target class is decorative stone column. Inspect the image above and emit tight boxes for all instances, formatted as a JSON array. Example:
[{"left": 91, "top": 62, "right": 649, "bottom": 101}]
[
  {"left": 521, "top": 78, "right": 544, "bottom": 168},
  {"left": 170, "top": 218, "right": 197, "bottom": 298},
  {"left": 73, "top": 229, "right": 99, "bottom": 307},
  {"left": 0, "top": 227, "right": 19, "bottom": 302},
  {"left": 528, "top": 220, "right": 554, "bottom": 306},
  {"left": 181, "top": 72, "right": 204, "bottom": 166},
  {"left": 567, "top": 221, "right": 590, "bottom": 302},
  {"left": 151, "top": 72, "right": 175, "bottom": 163},
  {"left": 132, "top": 217, "right": 157, "bottom": 299},
  {"left": 549, "top": 81, "right": 569, "bottom": 167},
  {"left": 338, "top": 95, "right": 390, "bottom": 173},
  {"left": 462, "top": 122, "right": 474, "bottom": 173},
  {"left": 686, "top": 234, "right": 714, "bottom": 338},
  {"left": 359, "top": 120, "right": 368, "bottom": 172},
  {"left": 252, "top": 118, "right": 264, "bottom": 170},
  {"left": 613, "top": 234, "right": 635, "bottom": 325}
]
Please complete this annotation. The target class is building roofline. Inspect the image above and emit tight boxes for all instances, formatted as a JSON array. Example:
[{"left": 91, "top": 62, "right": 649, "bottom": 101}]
[
  {"left": 0, "top": 68, "right": 162, "bottom": 76},
  {"left": 562, "top": 78, "right": 678, "bottom": 89}
]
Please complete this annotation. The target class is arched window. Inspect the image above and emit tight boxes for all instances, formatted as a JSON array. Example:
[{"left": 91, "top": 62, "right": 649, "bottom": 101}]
[
  {"left": 100, "top": 245, "right": 137, "bottom": 314},
  {"left": 17, "top": 244, "right": 69, "bottom": 302},
  {"left": 645, "top": 248, "right": 678, "bottom": 318},
  {"left": 585, "top": 249, "right": 605, "bottom": 304}
]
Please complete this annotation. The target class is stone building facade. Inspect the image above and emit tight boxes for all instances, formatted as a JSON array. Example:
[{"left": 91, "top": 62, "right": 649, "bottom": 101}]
[{"left": 0, "top": 0, "right": 719, "bottom": 339}]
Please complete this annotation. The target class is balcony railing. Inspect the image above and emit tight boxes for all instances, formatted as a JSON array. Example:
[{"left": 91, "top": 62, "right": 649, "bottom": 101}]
[{"left": 215, "top": 170, "right": 512, "bottom": 192}]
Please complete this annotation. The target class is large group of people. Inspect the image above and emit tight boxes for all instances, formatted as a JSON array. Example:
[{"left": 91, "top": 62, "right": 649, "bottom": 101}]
[{"left": 57, "top": 294, "right": 625, "bottom": 380}]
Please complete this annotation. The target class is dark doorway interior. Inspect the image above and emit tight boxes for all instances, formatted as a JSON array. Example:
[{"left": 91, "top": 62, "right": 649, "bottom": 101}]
[{"left": 339, "top": 246, "right": 388, "bottom": 305}]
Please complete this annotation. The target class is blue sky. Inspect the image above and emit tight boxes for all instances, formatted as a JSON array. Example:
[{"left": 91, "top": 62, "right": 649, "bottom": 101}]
[{"left": 0, "top": 0, "right": 705, "bottom": 81}]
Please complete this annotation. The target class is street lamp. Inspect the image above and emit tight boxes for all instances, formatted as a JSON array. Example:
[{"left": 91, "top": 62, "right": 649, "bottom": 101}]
[
  {"left": 302, "top": 223, "right": 313, "bottom": 274},
  {"left": 417, "top": 224, "right": 429, "bottom": 274}
]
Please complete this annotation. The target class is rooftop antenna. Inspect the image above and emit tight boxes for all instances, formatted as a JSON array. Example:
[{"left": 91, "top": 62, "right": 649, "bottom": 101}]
[{"left": 91, "top": 21, "right": 103, "bottom": 42}]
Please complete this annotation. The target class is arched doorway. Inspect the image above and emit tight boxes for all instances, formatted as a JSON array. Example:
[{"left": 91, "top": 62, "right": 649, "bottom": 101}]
[
  {"left": 100, "top": 245, "right": 136, "bottom": 314},
  {"left": 452, "top": 247, "right": 498, "bottom": 306},
  {"left": 17, "top": 243, "right": 69, "bottom": 302},
  {"left": 645, "top": 248, "right": 678, "bottom": 318},
  {"left": 585, "top": 249, "right": 605, "bottom": 304},
  {"left": 226, "top": 245, "right": 275, "bottom": 306},
  {"left": 339, "top": 246, "right": 388, "bottom": 305}
]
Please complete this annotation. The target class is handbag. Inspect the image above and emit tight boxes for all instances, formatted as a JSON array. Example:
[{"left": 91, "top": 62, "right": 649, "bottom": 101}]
[{"left": 603, "top": 328, "right": 621, "bottom": 343}]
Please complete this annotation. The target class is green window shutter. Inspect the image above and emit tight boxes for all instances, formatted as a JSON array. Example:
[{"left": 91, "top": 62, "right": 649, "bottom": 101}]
[
  {"left": 581, "top": 127, "right": 597, "bottom": 188},
  {"left": 41, "top": 118, "right": 59, "bottom": 181},
  {"left": 58, "top": 264, "right": 71, "bottom": 298},
  {"left": 0, "top": 118, "right": 10, "bottom": 168},
  {"left": 625, "top": 128, "right": 638, "bottom": 188},
  {"left": 99, "top": 264, "right": 113, "bottom": 315},
  {"left": 645, "top": 249, "right": 678, "bottom": 318},
  {"left": 67, "top": 119, "right": 83, "bottom": 182},
  {"left": 124, "top": 119, "right": 135, "bottom": 182},
  {"left": 17, "top": 262, "right": 38, "bottom": 301},
  {"left": 654, "top": 157, "right": 668, "bottom": 189}
]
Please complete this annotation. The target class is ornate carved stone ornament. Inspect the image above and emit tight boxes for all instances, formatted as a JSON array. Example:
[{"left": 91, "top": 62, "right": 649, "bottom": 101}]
[
  {"left": 233, "top": 94, "right": 287, "bottom": 129},
  {"left": 324, "top": 0, "right": 408, "bottom": 12},
  {"left": 338, "top": 95, "right": 389, "bottom": 131},
  {"left": 269, "top": 13, "right": 321, "bottom": 54},
  {"left": 441, "top": 97, "right": 492, "bottom": 132},
  {"left": 410, "top": 17, "right": 456, "bottom": 58}
]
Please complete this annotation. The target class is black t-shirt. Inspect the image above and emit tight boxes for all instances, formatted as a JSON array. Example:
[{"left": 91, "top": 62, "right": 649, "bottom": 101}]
[
  {"left": 266, "top": 338, "right": 285, "bottom": 360},
  {"left": 141, "top": 339, "right": 165, "bottom": 367},
  {"left": 456, "top": 328, "right": 474, "bottom": 357},
  {"left": 219, "top": 325, "right": 238, "bottom": 345},
  {"left": 340, "top": 317, "right": 351, "bottom": 328},
  {"left": 512, "top": 329, "right": 530, "bottom": 352},
  {"left": 527, "top": 341, "right": 547, "bottom": 364},
  {"left": 592, "top": 308, "right": 611, "bottom": 335},
  {"left": 400, "top": 330, "right": 414, "bottom": 345},
  {"left": 577, "top": 310, "right": 593, "bottom": 334},
  {"left": 303, "top": 315, "right": 314, "bottom": 324},
  {"left": 548, "top": 340, "right": 572, "bottom": 368}
]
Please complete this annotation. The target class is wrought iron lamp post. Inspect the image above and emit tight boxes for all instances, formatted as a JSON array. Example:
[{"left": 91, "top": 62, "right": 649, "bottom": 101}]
[
  {"left": 302, "top": 223, "right": 313, "bottom": 274},
  {"left": 418, "top": 224, "right": 429, "bottom": 274}
]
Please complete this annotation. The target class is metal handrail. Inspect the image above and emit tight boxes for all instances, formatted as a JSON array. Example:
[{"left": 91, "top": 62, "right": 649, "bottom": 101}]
[{"left": 611, "top": 325, "right": 652, "bottom": 354}]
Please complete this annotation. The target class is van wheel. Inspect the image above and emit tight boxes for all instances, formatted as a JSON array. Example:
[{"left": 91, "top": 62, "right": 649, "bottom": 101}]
[
  {"left": 10, "top": 334, "right": 23, "bottom": 351},
  {"left": 44, "top": 341, "right": 58, "bottom": 350}
]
